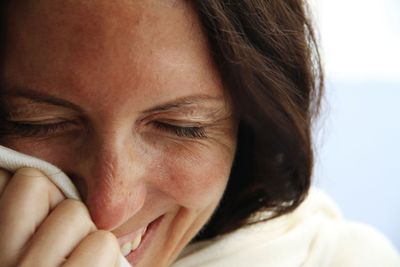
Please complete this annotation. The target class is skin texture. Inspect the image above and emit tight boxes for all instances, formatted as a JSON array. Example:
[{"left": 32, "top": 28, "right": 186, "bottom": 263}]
[{"left": 0, "top": 0, "right": 237, "bottom": 266}]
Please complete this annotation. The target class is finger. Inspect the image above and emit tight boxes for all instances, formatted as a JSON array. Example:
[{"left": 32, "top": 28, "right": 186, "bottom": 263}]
[
  {"left": 0, "top": 168, "right": 11, "bottom": 196},
  {"left": 18, "top": 199, "right": 96, "bottom": 267},
  {"left": 61, "top": 230, "right": 120, "bottom": 267},
  {"left": 0, "top": 167, "right": 65, "bottom": 267}
]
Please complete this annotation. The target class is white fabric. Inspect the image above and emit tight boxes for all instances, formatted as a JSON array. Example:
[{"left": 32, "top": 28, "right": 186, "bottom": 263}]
[
  {"left": 0, "top": 145, "right": 132, "bottom": 267},
  {"left": 172, "top": 189, "right": 400, "bottom": 267}
]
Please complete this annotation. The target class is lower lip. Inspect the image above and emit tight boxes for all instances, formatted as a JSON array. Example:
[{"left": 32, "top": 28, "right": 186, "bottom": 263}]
[{"left": 126, "top": 215, "right": 164, "bottom": 265}]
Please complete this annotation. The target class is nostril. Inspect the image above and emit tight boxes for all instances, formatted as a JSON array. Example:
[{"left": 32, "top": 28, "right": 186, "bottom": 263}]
[
  {"left": 87, "top": 193, "right": 129, "bottom": 230},
  {"left": 88, "top": 200, "right": 128, "bottom": 230},
  {"left": 85, "top": 183, "right": 147, "bottom": 230}
]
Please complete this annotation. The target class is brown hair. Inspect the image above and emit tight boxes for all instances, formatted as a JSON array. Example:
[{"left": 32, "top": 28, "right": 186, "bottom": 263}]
[{"left": 191, "top": 0, "right": 324, "bottom": 241}]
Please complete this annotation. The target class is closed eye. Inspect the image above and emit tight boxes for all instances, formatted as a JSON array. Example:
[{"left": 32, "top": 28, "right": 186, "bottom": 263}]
[
  {"left": 0, "top": 120, "right": 78, "bottom": 137},
  {"left": 151, "top": 121, "right": 207, "bottom": 139}
]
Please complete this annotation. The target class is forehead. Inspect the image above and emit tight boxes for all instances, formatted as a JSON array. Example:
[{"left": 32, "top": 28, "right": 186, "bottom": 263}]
[
  {"left": 7, "top": 0, "right": 193, "bottom": 41},
  {"left": 1, "top": 0, "right": 220, "bottom": 109}
]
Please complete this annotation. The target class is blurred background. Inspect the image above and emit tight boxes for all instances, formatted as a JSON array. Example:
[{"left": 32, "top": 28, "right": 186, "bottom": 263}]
[{"left": 311, "top": 0, "right": 400, "bottom": 249}]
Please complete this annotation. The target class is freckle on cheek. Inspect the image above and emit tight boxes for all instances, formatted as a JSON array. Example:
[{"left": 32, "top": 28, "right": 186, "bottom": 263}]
[{"left": 172, "top": 168, "right": 229, "bottom": 209}]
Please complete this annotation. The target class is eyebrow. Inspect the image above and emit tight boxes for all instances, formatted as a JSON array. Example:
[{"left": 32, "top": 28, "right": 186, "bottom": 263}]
[
  {"left": 1, "top": 87, "right": 84, "bottom": 113},
  {"left": 1, "top": 87, "right": 224, "bottom": 114},
  {"left": 141, "top": 94, "right": 224, "bottom": 114}
]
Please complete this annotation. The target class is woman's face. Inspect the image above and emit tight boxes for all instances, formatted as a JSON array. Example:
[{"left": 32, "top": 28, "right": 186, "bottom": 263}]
[{"left": 0, "top": 0, "right": 237, "bottom": 266}]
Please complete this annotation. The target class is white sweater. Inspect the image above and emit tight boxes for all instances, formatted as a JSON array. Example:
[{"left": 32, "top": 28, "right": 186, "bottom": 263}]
[{"left": 172, "top": 189, "right": 400, "bottom": 267}]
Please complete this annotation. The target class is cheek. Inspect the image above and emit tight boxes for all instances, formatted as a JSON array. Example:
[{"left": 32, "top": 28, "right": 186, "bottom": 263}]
[
  {"left": 150, "top": 144, "right": 233, "bottom": 210},
  {"left": 0, "top": 137, "right": 77, "bottom": 165}
]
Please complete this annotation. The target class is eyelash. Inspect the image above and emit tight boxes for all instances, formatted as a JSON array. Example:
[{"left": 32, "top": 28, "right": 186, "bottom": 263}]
[
  {"left": 152, "top": 121, "right": 207, "bottom": 139},
  {"left": 2, "top": 121, "right": 207, "bottom": 139},
  {"left": 3, "top": 121, "right": 76, "bottom": 137}
]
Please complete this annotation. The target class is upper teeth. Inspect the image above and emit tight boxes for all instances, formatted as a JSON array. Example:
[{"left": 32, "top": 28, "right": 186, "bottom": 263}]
[{"left": 120, "top": 227, "right": 147, "bottom": 257}]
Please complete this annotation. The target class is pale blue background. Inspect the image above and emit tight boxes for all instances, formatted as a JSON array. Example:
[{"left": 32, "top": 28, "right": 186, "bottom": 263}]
[
  {"left": 312, "top": 0, "right": 400, "bottom": 250},
  {"left": 313, "top": 81, "right": 400, "bottom": 250}
]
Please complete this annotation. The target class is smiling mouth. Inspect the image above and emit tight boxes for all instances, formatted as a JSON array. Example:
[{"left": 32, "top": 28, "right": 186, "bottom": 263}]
[
  {"left": 119, "top": 226, "right": 147, "bottom": 256},
  {"left": 118, "top": 215, "right": 164, "bottom": 258}
]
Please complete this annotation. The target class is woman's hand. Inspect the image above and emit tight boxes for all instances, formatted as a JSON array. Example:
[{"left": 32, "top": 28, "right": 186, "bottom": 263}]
[{"left": 0, "top": 167, "right": 121, "bottom": 267}]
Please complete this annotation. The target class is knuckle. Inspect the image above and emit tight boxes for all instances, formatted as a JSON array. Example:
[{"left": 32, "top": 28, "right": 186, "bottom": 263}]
[
  {"left": 15, "top": 167, "right": 46, "bottom": 178},
  {"left": 57, "top": 199, "right": 95, "bottom": 229},
  {"left": 13, "top": 167, "right": 53, "bottom": 193},
  {"left": 59, "top": 199, "right": 88, "bottom": 217},
  {"left": 90, "top": 230, "right": 119, "bottom": 251}
]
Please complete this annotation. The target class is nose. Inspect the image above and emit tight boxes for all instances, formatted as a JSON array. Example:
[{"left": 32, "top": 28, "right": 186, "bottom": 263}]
[{"left": 76, "top": 131, "right": 147, "bottom": 230}]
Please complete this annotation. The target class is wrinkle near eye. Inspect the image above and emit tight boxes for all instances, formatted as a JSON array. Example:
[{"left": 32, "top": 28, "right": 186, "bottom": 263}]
[{"left": 140, "top": 104, "right": 231, "bottom": 127}]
